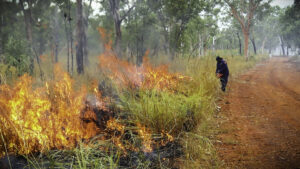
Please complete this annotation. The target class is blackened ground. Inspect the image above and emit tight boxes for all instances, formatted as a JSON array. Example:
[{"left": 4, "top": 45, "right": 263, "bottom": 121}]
[{"left": 0, "top": 155, "right": 27, "bottom": 169}]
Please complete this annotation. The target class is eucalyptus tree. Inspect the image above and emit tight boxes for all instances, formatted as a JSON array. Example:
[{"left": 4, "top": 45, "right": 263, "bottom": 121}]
[
  {"left": 163, "top": 0, "right": 208, "bottom": 57},
  {"left": 224, "top": 0, "right": 272, "bottom": 60},
  {"left": 76, "top": 0, "right": 84, "bottom": 74},
  {"left": 280, "top": 0, "right": 300, "bottom": 54},
  {"left": 105, "top": 0, "right": 135, "bottom": 57}
]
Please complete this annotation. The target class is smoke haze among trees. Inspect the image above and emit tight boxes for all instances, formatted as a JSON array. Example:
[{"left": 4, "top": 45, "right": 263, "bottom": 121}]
[{"left": 0, "top": 0, "right": 298, "bottom": 78}]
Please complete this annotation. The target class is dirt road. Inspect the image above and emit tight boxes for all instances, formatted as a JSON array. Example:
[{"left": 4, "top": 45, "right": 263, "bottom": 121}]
[{"left": 217, "top": 57, "right": 300, "bottom": 169}]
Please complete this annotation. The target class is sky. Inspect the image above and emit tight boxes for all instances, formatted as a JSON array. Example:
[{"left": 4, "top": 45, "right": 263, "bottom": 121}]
[
  {"left": 271, "top": 0, "right": 294, "bottom": 7},
  {"left": 89, "top": 0, "right": 295, "bottom": 17}
]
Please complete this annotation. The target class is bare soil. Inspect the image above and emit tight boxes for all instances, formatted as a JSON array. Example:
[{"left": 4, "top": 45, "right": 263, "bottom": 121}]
[{"left": 216, "top": 57, "right": 300, "bottom": 169}]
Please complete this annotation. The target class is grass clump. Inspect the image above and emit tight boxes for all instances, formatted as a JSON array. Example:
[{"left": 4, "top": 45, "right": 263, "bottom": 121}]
[{"left": 120, "top": 54, "right": 267, "bottom": 168}]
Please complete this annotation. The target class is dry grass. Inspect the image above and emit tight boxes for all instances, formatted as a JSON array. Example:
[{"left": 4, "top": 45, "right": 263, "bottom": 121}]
[{"left": 0, "top": 49, "right": 268, "bottom": 168}]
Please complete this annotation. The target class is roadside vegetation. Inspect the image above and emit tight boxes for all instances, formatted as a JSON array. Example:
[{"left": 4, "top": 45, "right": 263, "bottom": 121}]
[{"left": 0, "top": 0, "right": 297, "bottom": 168}]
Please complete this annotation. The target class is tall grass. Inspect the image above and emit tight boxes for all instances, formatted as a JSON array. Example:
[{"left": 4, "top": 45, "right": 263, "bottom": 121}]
[
  {"left": 1, "top": 49, "right": 267, "bottom": 168},
  {"left": 120, "top": 53, "right": 267, "bottom": 168}
]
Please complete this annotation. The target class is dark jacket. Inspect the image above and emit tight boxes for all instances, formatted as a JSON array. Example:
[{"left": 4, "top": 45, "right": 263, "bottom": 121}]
[{"left": 216, "top": 59, "right": 229, "bottom": 77}]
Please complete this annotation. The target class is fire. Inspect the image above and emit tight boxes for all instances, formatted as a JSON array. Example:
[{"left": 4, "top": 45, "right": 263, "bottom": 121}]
[
  {"left": 106, "top": 118, "right": 126, "bottom": 151},
  {"left": 141, "top": 57, "right": 192, "bottom": 92},
  {"left": 137, "top": 123, "right": 153, "bottom": 153},
  {"left": 0, "top": 65, "right": 99, "bottom": 155},
  {"left": 98, "top": 28, "right": 192, "bottom": 92},
  {"left": 0, "top": 27, "right": 179, "bottom": 157}
]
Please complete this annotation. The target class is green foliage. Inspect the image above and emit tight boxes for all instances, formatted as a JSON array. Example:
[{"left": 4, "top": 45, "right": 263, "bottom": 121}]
[
  {"left": 121, "top": 56, "right": 219, "bottom": 136},
  {"left": 0, "top": 37, "right": 31, "bottom": 81},
  {"left": 280, "top": 2, "right": 300, "bottom": 48}
]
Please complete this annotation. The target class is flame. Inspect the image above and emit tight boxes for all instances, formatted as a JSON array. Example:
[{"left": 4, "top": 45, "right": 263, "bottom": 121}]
[
  {"left": 97, "top": 27, "right": 192, "bottom": 92},
  {"left": 0, "top": 28, "right": 179, "bottom": 157},
  {"left": 137, "top": 123, "right": 153, "bottom": 152},
  {"left": 106, "top": 118, "right": 126, "bottom": 151},
  {"left": 0, "top": 65, "right": 99, "bottom": 154}
]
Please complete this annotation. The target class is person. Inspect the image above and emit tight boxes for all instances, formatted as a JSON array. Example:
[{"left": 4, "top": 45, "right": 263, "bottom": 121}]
[{"left": 216, "top": 56, "right": 229, "bottom": 92}]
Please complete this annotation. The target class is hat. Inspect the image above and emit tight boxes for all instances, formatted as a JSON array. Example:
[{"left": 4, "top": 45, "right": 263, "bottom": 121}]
[{"left": 216, "top": 56, "right": 222, "bottom": 61}]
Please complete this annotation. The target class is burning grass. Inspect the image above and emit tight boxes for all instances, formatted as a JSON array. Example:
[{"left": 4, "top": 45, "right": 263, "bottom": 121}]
[
  {"left": 0, "top": 57, "right": 183, "bottom": 168},
  {"left": 0, "top": 65, "right": 101, "bottom": 155},
  {"left": 0, "top": 28, "right": 268, "bottom": 168}
]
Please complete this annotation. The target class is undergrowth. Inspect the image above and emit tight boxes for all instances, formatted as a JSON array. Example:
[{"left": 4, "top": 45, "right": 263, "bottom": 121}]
[{"left": 0, "top": 52, "right": 267, "bottom": 169}]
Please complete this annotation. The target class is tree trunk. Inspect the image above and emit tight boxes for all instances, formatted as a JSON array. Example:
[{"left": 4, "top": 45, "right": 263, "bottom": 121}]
[
  {"left": 53, "top": 7, "right": 60, "bottom": 63},
  {"left": 261, "top": 36, "right": 267, "bottom": 54},
  {"left": 236, "top": 32, "right": 242, "bottom": 55},
  {"left": 64, "top": 18, "right": 70, "bottom": 72},
  {"left": 0, "top": 12, "right": 2, "bottom": 56},
  {"left": 83, "top": 0, "right": 92, "bottom": 66},
  {"left": 136, "top": 35, "right": 144, "bottom": 66},
  {"left": 243, "top": 31, "right": 249, "bottom": 60},
  {"left": 20, "top": 0, "right": 44, "bottom": 79},
  {"left": 279, "top": 36, "right": 285, "bottom": 56},
  {"left": 20, "top": 0, "right": 34, "bottom": 73},
  {"left": 0, "top": 5, "right": 3, "bottom": 56},
  {"left": 250, "top": 36, "right": 256, "bottom": 55},
  {"left": 114, "top": 20, "right": 122, "bottom": 57},
  {"left": 109, "top": 0, "right": 134, "bottom": 58},
  {"left": 67, "top": 2, "right": 74, "bottom": 74},
  {"left": 286, "top": 46, "right": 289, "bottom": 56},
  {"left": 70, "top": 26, "right": 74, "bottom": 73},
  {"left": 109, "top": 0, "right": 122, "bottom": 57},
  {"left": 76, "top": 0, "right": 84, "bottom": 74}
]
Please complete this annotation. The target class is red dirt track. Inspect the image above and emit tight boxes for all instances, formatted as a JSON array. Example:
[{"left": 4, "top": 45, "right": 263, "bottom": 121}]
[{"left": 217, "top": 57, "right": 300, "bottom": 169}]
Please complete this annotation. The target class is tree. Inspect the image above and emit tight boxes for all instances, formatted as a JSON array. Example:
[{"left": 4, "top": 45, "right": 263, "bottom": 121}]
[
  {"left": 19, "top": 0, "right": 45, "bottom": 79},
  {"left": 50, "top": 6, "right": 61, "bottom": 63},
  {"left": 76, "top": 0, "right": 84, "bottom": 74},
  {"left": 225, "top": 0, "right": 272, "bottom": 60},
  {"left": 107, "top": 0, "right": 135, "bottom": 57},
  {"left": 163, "top": 0, "right": 207, "bottom": 57},
  {"left": 83, "top": 0, "right": 93, "bottom": 66},
  {"left": 280, "top": 0, "right": 300, "bottom": 53}
]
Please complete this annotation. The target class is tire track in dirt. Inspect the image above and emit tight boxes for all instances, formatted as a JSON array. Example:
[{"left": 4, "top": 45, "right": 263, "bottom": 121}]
[{"left": 216, "top": 57, "right": 300, "bottom": 169}]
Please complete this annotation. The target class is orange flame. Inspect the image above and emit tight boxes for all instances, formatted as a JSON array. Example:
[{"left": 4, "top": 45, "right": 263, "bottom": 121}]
[
  {"left": 97, "top": 27, "right": 192, "bottom": 92},
  {"left": 0, "top": 65, "right": 99, "bottom": 154},
  {"left": 137, "top": 123, "right": 153, "bottom": 152}
]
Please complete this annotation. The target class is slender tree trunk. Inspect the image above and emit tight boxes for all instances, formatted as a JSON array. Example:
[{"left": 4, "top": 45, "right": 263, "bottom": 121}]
[
  {"left": 76, "top": 0, "right": 84, "bottom": 74},
  {"left": 236, "top": 32, "right": 242, "bottom": 55},
  {"left": 136, "top": 35, "right": 144, "bottom": 66},
  {"left": 53, "top": 7, "right": 60, "bottom": 63},
  {"left": 55, "top": 44, "right": 58, "bottom": 63},
  {"left": 0, "top": 6, "right": 3, "bottom": 56},
  {"left": 0, "top": 12, "right": 2, "bottom": 56},
  {"left": 64, "top": 18, "right": 70, "bottom": 72},
  {"left": 83, "top": 0, "right": 92, "bottom": 66},
  {"left": 250, "top": 36, "right": 256, "bottom": 55},
  {"left": 20, "top": 0, "right": 44, "bottom": 79},
  {"left": 243, "top": 31, "right": 249, "bottom": 60},
  {"left": 109, "top": 0, "right": 122, "bottom": 57},
  {"left": 261, "top": 36, "right": 267, "bottom": 54},
  {"left": 109, "top": 0, "right": 134, "bottom": 58},
  {"left": 82, "top": 24, "right": 88, "bottom": 65},
  {"left": 279, "top": 36, "right": 285, "bottom": 56},
  {"left": 114, "top": 20, "right": 122, "bottom": 57},
  {"left": 70, "top": 26, "right": 74, "bottom": 73},
  {"left": 286, "top": 46, "right": 289, "bottom": 56},
  {"left": 20, "top": 0, "right": 34, "bottom": 73},
  {"left": 66, "top": 0, "right": 74, "bottom": 73}
]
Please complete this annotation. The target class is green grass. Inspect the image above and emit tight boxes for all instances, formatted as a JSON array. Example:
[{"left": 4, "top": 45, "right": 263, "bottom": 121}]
[{"left": 0, "top": 50, "right": 268, "bottom": 168}]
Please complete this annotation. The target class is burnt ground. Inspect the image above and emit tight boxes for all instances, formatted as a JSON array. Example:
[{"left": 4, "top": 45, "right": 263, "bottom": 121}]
[{"left": 216, "top": 57, "right": 300, "bottom": 169}]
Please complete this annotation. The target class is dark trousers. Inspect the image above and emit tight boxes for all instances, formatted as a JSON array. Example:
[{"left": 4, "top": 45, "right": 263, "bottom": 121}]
[{"left": 220, "top": 75, "right": 228, "bottom": 92}]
